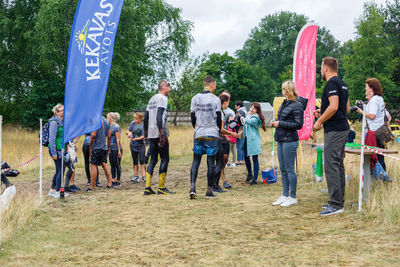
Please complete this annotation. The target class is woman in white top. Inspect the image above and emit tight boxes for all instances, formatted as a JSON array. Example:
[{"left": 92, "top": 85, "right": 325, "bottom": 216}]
[{"left": 356, "top": 78, "right": 387, "bottom": 171}]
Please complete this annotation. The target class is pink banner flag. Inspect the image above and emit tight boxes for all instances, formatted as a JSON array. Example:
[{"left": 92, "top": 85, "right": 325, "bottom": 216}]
[{"left": 293, "top": 24, "right": 318, "bottom": 140}]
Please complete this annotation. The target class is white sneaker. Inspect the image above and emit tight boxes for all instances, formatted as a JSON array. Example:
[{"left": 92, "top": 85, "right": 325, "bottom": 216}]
[
  {"left": 52, "top": 191, "right": 60, "bottom": 198},
  {"left": 231, "top": 163, "right": 236, "bottom": 167},
  {"left": 48, "top": 190, "right": 56, "bottom": 198},
  {"left": 280, "top": 197, "right": 298, "bottom": 207},
  {"left": 272, "top": 195, "right": 288, "bottom": 206}
]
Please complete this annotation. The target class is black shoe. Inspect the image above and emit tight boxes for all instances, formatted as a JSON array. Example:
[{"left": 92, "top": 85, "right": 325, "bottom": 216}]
[
  {"left": 144, "top": 187, "right": 156, "bottom": 195},
  {"left": 112, "top": 181, "right": 116, "bottom": 186},
  {"left": 246, "top": 174, "right": 253, "bottom": 184},
  {"left": 205, "top": 191, "right": 217, "bottom": 199},
  {"left": 131, "top": 176, "right": 140, "bottom": 184},
  {"left": 223, "top": 181, "right": 232, "bottom": 189},
  {"left": 319, "top": 205, "right": 344, "bottom": 216},
  {"left": 189, "top": 188, "right": 197, "bottom": 199},
  {"left": 86, "top": 188, "right": 93, "bottom": 193},
  {"left": 64, "top": 187, "right": 74, "bottom": 193},
  {"left": 106, "top": 184, "right": 114, "bottom": 189},
  {"left": 70, "top": 185, "right": 81, "bottom": 191},
  {"left": 96, "top": 183, "right": 103, "bottom": 187},
  {"left": 114, "top": 182, "right": 121, "bottom": 187},
  {"left": 212, "top": 185, "right": 227, "bottom": 193},
  {"left": 157, "top": 187, "right": 176, "bottom": 195},
  {"left": 249, "top": 179, "right": 257, "bottom": 185}
]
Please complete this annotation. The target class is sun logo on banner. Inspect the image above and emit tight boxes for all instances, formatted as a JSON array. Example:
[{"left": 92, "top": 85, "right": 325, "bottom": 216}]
[{"left": 74, "top": 19, "right": 90, "bottom": 54}]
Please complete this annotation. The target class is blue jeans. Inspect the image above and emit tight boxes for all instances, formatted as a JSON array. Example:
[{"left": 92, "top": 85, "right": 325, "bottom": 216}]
[
  {"left": 51, "top": 156, "right": 65, "bottom": 191},
  {"left": 277, "top": 141, "right": 299, "bottom": 198},
  {"left": 243, "top": 139, "right": 260, "bottom": 181},
  {"left": 372, "top": 161, "right": 390, "bottom": 180},
  {"left": 236, "top": 138, "right": 245, "bottom": 161}
]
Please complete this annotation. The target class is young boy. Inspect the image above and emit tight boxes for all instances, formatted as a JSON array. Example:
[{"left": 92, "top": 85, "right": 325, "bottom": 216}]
[{"left": 127, "top": 113, "right": 146, "bottom": 183}]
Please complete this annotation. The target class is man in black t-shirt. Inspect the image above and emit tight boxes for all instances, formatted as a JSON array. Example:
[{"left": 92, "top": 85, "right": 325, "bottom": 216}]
[{"left": 313, "top": 57, "right": 350, "bottom": 216}]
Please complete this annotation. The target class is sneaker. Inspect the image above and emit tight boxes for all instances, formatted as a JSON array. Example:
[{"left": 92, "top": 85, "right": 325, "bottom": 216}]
[
  {"left": 64, "top": 187, "right": 74, "bottom": 193},
  {"left": 231, "top": 163, "right": 236, "bottom": 167},
  {"left": 205, "top": 191, "right": 217, "bottom": 199},
  {"left": 48, "top": 190, "right": 57, "bottom": 198},
  {"left": 96, "top": 183, "right": 103, "bottom": 187},
  {"left": 189, "top": 188, "right": 197, "bottom": 199},
  {"left": 246, "top": 174, "right": 253, "bottom": 184},
  {"left": 379, "top": 172, "right": 392, "bottom": 183},
  {"left": 114, "top": 182, "right": 121, "bottom": 187},
  {"left": 226, "top": 163, "right": 231, "bottom": 167},
  {"left": 141, "top": 176, "right": 146, "bottom": 183},
  {"left": 280, "top": 197, "right": 298, "bottom": 207},
  {"left": 86, "top": 188, "right": 93, "bottom": 193},
  {"left": 212, "top": 185, "right": 227, "bottom": 193},
  {"left": 87, "top": 182, "right": 90, "bottom": 186},
  {"left": 157, "top": 188, "right": 176, "bottom": 195},
  {"left": 249, "top": 179, "right": 257, "bottom": 185},
  {"left": 223, "top": 181, "right": 232, "bottom": 189},
  {"left": 106, "top": 184, "right": 114, "bottom": 189},
  {"left": 322, "top": 204, "right": 329, "bottom": 209},
  {"left": 131, "top": 176, "right": 140, "bottom": 184},
  {"left": 70, "top": 185, "right": 81, "bottom": 191},
  {"left": 319, "top": 205, "right": 344, "bottom": 216},
  {"left": 144, "top": 187, "right": 156, "bottom": 195},
  {"left": 272, "top": 195, "right": 288, "bottom": 206}
]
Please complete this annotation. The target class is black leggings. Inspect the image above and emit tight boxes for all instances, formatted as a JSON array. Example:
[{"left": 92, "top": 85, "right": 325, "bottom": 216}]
[
  {"left": 82, "top": 144, "right": 99, "bottom": 183},
  {"left": 109, "top": 150, "right": 122, "bottom": 180},
  {"left": 190, "top": 153, "right": 216, "bottom": 189},
  {"left": 214, "top": 142, "right": 225, "bottom": 186},
  {"left": 146, "top": 138, "right": 169, "bottom": 176}
]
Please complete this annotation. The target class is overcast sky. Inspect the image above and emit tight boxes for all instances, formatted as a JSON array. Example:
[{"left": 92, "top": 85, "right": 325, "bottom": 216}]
[{"left": 165, "top": 0, "right": 388, "bottom": 57}]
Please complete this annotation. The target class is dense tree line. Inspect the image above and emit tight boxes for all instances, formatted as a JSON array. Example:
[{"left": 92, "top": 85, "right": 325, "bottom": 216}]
[
  {"left": 1, "top": 1, "right": 399, "bottom": 126},
  {"left": 0, "top": 0, "right": 193, "bottom": 127}
]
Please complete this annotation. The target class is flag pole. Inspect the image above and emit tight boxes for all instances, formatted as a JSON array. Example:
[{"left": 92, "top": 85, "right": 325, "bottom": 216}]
[
  {"left": 39, "top": 119, "right": 43, "bottom": 202},
  {"left": 60, "top": 148, "right": 65, "bottom": 199},
  {"left": 358, "top": 102, "right": 366, "bottom": 211}
]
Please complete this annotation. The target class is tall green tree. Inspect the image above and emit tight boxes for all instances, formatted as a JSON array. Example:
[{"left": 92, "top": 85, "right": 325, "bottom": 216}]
[
  {"left": 0, "top": 0, "right": 41, "bottom": 122},
  {"left": 0, "top": 0, "right": 193, "bottom": 127},
  {"left": 343, "top": 2, "right": 399, "bottom": 107},
  {"left": 199, "top": 52, "right": 275, "bottom": 104},
  {"left": 384, "top": 0, "right": 400, "bottom": 89},
  {"left": 236, "top": 11, "right": 341, "bottom": 94}
]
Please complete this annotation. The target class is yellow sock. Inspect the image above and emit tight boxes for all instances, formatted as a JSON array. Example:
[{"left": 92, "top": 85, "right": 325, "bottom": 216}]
[
  {"left": 159, "top": 172, "right": 166, "bottom": 189},
  {"left": 145, "top": 172, "right": 152, "bottom": 188}
]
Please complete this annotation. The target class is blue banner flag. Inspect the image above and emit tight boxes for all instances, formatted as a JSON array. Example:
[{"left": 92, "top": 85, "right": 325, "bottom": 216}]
[{"left": 63, "top": 0, "right": 124, "bottom": 144}]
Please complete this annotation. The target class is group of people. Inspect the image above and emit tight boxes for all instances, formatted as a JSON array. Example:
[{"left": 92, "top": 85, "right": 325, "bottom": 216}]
[{"left": 45, "top": 56, "right": 392, "bottom": 217}]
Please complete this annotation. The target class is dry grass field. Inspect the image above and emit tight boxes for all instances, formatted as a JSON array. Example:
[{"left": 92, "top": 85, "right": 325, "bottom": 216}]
[{"left": 0, "top": 123, "right": 400, "bottom": 266}]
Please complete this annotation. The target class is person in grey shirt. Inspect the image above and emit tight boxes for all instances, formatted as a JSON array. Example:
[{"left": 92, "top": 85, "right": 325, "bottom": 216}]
[
  {"left": 189, "top": 75, "right": 222, "bottom": 199},
  {"left": 107, "top": 112, "right": 123, "bottom": 186},
  {"left": 87, "top": 116, "right": 113, "bottom": 191},
  {"left": 127, "top": 112, "right": 146, "bottom": 184}
]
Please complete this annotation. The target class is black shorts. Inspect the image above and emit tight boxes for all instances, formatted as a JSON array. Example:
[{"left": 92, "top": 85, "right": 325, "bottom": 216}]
[
  {"left": 219, "top": 139, "right": 230, "bottom": 155},
  {"left": 90, "top": 149, "right": 108, "bottom": 166},
  {"left": 130, "top": 143, "right": 145, "bottom": 165}
]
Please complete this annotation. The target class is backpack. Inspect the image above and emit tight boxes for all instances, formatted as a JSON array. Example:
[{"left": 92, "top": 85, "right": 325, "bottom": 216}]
[{"left": 38, "top": 119, "right": 55, "bottom": 147}]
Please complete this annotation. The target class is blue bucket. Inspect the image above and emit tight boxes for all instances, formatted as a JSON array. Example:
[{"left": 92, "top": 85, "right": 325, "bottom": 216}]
[{"left": 262, "top": 168, "right": 277, "bottom": 184}]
